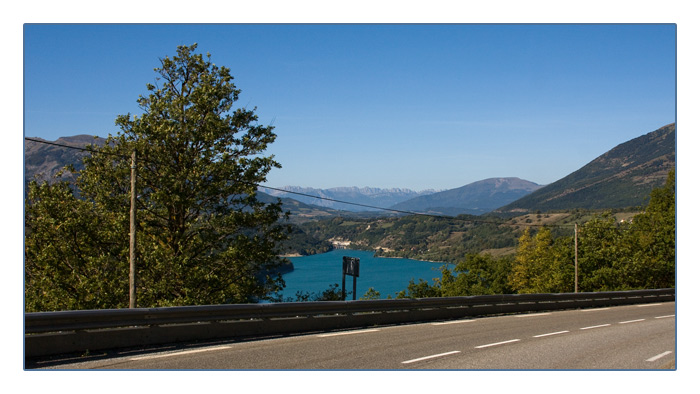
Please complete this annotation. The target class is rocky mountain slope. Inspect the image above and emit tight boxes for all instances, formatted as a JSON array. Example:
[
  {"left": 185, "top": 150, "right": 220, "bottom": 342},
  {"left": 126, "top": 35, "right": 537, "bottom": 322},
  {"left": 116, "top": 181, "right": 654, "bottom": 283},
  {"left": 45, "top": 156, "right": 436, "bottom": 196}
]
[
  {"left": 495, "top": 123, "right": 676, "bottom": 213},
  {"left": 24, "top": 135, "right": 106, "bottom": 187}
]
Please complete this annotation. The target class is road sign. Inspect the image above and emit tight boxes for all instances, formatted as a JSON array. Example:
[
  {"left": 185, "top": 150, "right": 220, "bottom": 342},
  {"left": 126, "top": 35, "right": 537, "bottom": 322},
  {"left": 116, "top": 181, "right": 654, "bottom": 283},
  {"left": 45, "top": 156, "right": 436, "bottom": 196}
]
[
  {"left": 342, "top": 256, "right": 360, "bottom": 301},
  {"left": 343, "top": 256, "right": 360, "bottom": 277}
]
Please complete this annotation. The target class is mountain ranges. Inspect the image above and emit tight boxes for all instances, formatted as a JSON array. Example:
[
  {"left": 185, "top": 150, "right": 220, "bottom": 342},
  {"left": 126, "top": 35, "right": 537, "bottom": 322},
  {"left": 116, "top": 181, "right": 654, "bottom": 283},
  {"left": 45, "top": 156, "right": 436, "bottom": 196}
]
[{"left": 25, "top": 123, "right": 676, "bottom": 218}]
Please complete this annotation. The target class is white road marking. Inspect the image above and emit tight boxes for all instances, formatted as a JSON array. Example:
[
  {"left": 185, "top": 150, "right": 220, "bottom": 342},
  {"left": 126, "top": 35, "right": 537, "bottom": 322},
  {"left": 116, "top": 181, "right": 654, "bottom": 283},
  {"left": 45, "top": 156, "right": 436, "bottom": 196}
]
[
  {"left": 580, "top": 308, "right": 610, "bottom": 312},
  {"left": 431, "top": 319, "right": 476, "bottom": 326},
  {"left": 317, "top": 329, "right": 380, "bottom": 337},
  {"left": 533, "top": 330, "right": 569, "bottom": 338},
  {"left": 619, "top": 319, "right": 645, "bottom": 324},
  {"left": 402, "top": 351, "right": 461, "bottom": 364},
  {"left": 130, "top": 345, "right": 231, "bottom": 361},
  {"left": 655, "top": 315, "right": 675, "bottom": 319},
  {"left": 580, "top": 324, "right": 611, "bottom": 330},
  {"left": 646, "top": 351, "right": 673, "bottom": 362},
  {"left": 516, "top": 313, "right": 551, "bottom": 317},
  {"left": 475, "top": 339, "right": 521, "bottom": 349},
  {"left": 637, "top": 303, "right": 662, "bottom": 307}
]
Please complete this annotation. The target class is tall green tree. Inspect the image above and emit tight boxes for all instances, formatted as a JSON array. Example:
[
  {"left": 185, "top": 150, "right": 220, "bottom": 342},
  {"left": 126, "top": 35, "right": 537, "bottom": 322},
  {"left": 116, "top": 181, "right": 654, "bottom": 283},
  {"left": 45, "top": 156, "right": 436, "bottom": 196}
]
[
  {"left": 25, "top": 44, "right": 289, "bottom": 311},
  {"left": 577, "top": 213, "right": 629, "bottom": 291},
  {"left": 509, "top": 227, "right": 573, "bottom": 294},
  {"left": 627, "top": 169, "right": 675, "bottom": 289}
]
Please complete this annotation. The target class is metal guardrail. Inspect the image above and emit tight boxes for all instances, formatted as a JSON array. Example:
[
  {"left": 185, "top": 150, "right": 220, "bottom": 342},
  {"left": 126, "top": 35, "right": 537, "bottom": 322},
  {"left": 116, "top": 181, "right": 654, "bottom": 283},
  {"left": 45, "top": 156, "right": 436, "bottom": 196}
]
[{"left": 25, "top": 288, "right": 675, "bottom": 358}]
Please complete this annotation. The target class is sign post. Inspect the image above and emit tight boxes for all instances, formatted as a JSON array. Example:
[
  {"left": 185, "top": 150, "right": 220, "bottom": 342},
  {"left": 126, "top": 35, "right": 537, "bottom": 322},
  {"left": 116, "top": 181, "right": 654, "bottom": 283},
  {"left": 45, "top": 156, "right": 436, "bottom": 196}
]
[{"left": 342, "top": 256, "right": 360, "bottom": 301}]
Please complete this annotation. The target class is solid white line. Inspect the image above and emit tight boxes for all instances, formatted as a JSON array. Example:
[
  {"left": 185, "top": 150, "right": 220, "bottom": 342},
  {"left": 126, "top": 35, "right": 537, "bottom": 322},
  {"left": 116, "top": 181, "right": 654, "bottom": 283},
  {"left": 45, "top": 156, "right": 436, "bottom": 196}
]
[
  {"left": 130, "top": 345, "right": 232, "bottom": 361},
  {"left": 533, "top": 330, "right": 569, "bottom": 338},
  {"left": 475, "top": 339, "right": 521, "bottom": 349},
  {"left": 655, "top": 315, "right": 675, "bottom": 319},
  {"left": 402, "top": 351, "right": 461, "bottom": 364},
  {"left": 516, "top": 313, "right": 551, "bottom": 318},
  {"left": 637, "top": 303, "right": 662, "bottom": 307},
  {"left": 646, "top": 351, "right": 673, "bottom": 362},
  {"left": 580, "top": 308, "right": 610, "bottom": 312},
  {"left": 317, "top": 329, "right": 380, "bottom": 337},
  {"left": 580, "top": 324, "right": 611, "bottom": 330},
  {"left": 431, "top": 319, "right": 476, "bottom": 326},
  {"left": 619, "top": 319, "right": 645, "bottom": 324}
]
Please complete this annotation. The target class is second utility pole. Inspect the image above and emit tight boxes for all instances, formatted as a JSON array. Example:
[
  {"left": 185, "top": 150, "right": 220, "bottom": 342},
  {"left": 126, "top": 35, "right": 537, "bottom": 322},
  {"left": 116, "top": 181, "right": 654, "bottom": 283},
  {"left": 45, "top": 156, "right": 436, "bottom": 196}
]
[
  {"left": 129, "top": 151, "right": 137, "bottom": 308},
  {"left": 574, "top": 223, "right": 578, "bottom": 293}
]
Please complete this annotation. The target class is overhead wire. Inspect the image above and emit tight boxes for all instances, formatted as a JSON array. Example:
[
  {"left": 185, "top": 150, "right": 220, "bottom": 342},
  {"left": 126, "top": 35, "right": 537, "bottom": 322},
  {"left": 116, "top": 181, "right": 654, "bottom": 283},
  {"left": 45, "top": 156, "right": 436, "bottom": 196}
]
[
  {"left": 24, "top": 137, "right": 128, "bottom": 159},
  {"left": 25, "top": 136, "right": 654, "bottom": 232}
]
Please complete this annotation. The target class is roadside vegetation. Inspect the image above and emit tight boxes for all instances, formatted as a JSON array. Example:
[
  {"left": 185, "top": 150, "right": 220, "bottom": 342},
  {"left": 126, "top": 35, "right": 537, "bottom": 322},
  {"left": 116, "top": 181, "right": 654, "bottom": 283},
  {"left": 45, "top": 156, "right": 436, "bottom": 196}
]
[{"left": 392, "top": 170, "right": 675, "bottom": 298}]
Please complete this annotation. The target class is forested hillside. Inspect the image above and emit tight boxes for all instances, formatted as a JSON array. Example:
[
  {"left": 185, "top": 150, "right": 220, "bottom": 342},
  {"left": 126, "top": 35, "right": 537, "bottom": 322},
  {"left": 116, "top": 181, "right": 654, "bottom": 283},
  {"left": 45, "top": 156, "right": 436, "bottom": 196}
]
[
  {"left": 298, "top": 214, "right": 521, "bottom": 263},
  {"left": 292, "top": 208, "right": 642, "bottom": 264}
]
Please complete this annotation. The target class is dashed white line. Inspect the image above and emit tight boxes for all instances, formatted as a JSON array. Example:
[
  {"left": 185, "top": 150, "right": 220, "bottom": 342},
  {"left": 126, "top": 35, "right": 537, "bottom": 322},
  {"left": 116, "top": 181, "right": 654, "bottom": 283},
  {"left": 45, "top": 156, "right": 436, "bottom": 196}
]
[
  {"left": 432, "top": 319, "right": 476, "bottom": 326},
  {"left": 516, "top": 313, "right": 551, "bottom": 318},
  {"left": 619, "top": 319, "right": 645, "bottom": 324},
  {"left": 402, "top": 351, "right": 461, "bottom": 364},
  {"left": 533, "top": 330, "right": 569, "bottom": 338},
  {"left": 655, "top": 315, "right": 675, "bottom": 319},
  {"left": 637, "top": 303, "right": 662, "bottom": 307},
  {"left": 646, "top": 351, "right": 673, "bottom": 362},
  {"left": 130, "top": 345, "right": 232, "bottom": 361},
  {"left": 317, "top": 329, "right": 380, "bottom": 338},
  {"left": 580, "top": 324, "right": 611, "bottom": 330},
  {"left": 475, "top": 339, "right": 521, "bottom": 349}
]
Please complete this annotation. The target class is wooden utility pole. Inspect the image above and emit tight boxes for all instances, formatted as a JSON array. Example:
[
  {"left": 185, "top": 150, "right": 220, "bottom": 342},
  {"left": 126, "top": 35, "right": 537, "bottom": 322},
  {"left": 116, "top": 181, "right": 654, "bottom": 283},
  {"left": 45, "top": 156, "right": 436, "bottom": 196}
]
[
  {"left": 129, "top": 151, "right": 137, "bottom": 308},
  {"left": 574, "top": 223, "right": 578, "bottom": 293}
]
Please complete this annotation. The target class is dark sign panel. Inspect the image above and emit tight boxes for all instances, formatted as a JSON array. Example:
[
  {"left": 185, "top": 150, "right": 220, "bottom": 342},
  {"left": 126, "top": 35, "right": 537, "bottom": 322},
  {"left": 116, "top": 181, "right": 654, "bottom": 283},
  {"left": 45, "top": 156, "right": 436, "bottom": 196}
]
[{"left": 343, "top": 256, "right": 360, "bottom": 277}]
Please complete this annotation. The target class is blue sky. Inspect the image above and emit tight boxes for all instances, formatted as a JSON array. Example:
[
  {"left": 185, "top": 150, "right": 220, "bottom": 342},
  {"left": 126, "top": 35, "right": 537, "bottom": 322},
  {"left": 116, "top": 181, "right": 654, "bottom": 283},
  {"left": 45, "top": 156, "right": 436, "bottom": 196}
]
[{"left": 24, "top": 24, "right": 676, "bottom": 190}]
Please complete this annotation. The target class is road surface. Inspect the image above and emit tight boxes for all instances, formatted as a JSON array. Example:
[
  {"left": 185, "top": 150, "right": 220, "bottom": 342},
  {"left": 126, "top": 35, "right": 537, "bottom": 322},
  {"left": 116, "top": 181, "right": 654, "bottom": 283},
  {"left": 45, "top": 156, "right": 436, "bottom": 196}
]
[{"left": 31, "top": 302, "right": 675, "bottom": 370}]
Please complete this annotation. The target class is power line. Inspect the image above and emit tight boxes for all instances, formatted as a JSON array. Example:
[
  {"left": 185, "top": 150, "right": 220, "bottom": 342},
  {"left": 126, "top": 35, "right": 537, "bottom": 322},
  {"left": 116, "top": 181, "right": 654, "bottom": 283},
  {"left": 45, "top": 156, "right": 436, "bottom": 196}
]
[
  {"left": 26, "top": 136, "right": 655, "bottom": 232},
  {"left": 24, "top": 137, "right": 129, "bottom": 160},
  {"left": 256, "top": 184, "right": 561, "bottom": 228}
]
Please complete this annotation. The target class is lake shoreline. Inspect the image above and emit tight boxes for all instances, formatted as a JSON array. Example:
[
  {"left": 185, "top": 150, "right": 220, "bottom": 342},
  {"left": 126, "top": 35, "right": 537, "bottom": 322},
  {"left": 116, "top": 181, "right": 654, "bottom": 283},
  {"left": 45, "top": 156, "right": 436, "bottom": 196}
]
[{"left": 280, "top": 249, "right": 448, "bottom": 299}]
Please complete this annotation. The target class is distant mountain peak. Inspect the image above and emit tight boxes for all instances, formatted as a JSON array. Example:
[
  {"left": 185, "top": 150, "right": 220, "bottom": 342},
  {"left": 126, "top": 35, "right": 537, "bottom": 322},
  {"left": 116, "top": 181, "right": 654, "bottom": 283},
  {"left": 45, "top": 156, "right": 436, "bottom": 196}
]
[
  {"left": 258, "top": 185, "right": 437, "bottom": 212},
  {"left": 390, "top": 177, "right": 543, "bottom": 216}
]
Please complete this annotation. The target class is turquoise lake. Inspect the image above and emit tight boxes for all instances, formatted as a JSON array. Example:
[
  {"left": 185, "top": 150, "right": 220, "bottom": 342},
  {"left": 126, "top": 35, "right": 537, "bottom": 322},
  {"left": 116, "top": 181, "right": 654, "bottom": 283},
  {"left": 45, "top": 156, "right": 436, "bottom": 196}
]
[{"left": 278, "top": 249, "right": 449, "bottom": 300}]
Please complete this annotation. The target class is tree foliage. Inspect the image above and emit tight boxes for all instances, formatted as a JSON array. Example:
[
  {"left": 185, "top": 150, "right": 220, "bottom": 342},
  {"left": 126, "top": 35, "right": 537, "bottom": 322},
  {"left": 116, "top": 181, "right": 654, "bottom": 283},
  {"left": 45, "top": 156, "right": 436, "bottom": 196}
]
[
  {"left": 441, "top": 254, "right": 513, "bottom": 296},
  {"left": 508, "top": 227, "right": 573, "bottom": 294},
  {"left": 283, "top": 284, "right": 347, "bottom": 302},
  {"left": 626, "top": 169, "right": 675, "bottom": 289},
  {"left": 576, "top": 213, "right": 630, "bottom": 291},
  {"left": 393, "top": 253, "right": 513, "bottom": 298},
  {"left": 25, "top": 177, "right": 128, "bottom": 311},
  {"left": 25, "top": 44, "right": 289, "bottom": 311}
]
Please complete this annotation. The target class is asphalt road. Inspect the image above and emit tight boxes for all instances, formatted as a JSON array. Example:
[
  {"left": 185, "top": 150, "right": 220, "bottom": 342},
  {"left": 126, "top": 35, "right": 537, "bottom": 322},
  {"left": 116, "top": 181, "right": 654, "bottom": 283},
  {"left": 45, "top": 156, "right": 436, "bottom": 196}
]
[{"left": 34, "top": 302, "right": 675, "bottom": 370}]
